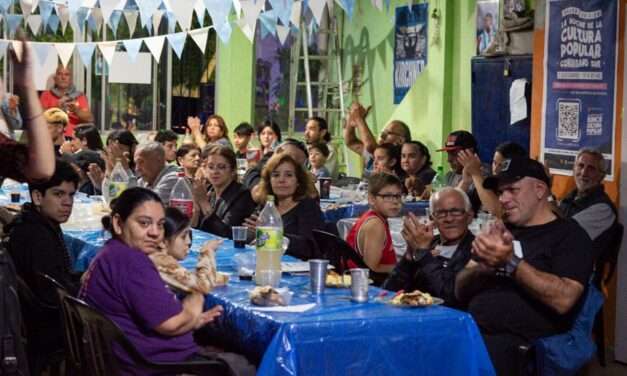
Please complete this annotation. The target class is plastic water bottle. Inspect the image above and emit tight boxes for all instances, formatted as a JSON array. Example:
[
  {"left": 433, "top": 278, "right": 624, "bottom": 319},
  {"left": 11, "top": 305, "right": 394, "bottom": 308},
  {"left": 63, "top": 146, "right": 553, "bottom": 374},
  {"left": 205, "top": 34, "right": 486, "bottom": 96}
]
[
  {"left": 169, "top": 173, "right": 194, "bottom": 218},
  {"left": 431, "top": 166, "right": 446, "bottom": 192},
  {"left": 255, "top": 195, "right": 284, "bottom": 286},
  {"left": 106, "top": 161, "right": 129, "bottom": 204}
]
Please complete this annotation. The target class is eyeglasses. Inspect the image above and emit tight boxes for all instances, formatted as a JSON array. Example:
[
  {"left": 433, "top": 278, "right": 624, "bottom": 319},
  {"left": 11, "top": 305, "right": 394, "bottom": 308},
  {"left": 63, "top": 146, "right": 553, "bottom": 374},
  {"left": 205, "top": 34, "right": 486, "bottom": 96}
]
[
  {"left": 432, "top": 208, "right": 466, "bottom": 219},
  {"left": 375, "top": 193, "right": 402, "bottom": 203},
  {"left": 381, "top": 130, "right": 404, "bottom": 140},
  {"left": 207, "top": 164, "right": 229, "bottom": 171}
]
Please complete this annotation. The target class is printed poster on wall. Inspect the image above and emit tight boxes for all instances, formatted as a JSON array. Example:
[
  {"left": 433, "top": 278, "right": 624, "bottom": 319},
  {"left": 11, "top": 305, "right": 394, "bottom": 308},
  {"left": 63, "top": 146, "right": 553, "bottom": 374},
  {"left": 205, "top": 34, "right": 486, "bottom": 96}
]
[
  {"left": 541, "top": 0, "right": 618, "bottom": 179},
  {"left": 393, "top": 3, "right": 428, "bottom": 104}
]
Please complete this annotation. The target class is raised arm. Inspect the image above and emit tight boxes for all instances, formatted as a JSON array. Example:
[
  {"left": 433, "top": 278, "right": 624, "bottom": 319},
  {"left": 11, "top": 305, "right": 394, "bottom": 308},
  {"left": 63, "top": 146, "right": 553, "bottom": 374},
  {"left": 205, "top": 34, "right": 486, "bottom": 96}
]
[{"left": 458, "top": 150, "right": 502, "bottom": 217}]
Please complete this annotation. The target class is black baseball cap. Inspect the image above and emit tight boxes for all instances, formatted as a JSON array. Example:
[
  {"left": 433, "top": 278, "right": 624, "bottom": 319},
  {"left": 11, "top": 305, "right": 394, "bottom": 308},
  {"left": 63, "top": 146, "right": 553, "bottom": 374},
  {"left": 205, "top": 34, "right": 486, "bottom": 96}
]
[
  {"left": 483, "top": 156, "right": 551, "bottom": 191},
  {"left": 437, "top": 130, "right": 478, "bottom": 152}
]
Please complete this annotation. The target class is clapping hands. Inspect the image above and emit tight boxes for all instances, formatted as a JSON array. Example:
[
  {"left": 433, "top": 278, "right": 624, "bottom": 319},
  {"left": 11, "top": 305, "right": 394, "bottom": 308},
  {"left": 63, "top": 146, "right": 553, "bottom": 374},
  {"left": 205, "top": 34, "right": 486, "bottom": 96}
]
[{"left": 471, "top": 220, "right": 514, "bottom": 268}]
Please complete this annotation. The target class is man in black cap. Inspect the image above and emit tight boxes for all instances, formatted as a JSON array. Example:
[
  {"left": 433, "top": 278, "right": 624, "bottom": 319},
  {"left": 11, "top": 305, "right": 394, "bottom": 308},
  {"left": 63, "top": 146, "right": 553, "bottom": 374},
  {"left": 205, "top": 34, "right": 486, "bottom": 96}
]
[{"left": 455, "top": 156, "right": 593, "bottom": 376}]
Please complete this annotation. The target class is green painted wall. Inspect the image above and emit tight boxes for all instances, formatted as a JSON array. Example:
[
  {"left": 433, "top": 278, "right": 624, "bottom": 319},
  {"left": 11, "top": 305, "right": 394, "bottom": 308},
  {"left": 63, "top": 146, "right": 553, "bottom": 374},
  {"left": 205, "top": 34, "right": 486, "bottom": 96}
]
[{"left": 215, "top": 27, "right": 255, "bottom": 131}]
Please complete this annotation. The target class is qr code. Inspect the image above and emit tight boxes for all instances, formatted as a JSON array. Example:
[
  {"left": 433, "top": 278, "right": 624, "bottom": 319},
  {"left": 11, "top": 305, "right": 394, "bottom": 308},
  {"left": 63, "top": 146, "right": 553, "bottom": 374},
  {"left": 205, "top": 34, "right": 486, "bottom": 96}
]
[
  {"left": 586, "top": 112, "right": 603, "bottom": 136},
  {"left": 557, "top": 101, "right": 580, "bottom": 141}
]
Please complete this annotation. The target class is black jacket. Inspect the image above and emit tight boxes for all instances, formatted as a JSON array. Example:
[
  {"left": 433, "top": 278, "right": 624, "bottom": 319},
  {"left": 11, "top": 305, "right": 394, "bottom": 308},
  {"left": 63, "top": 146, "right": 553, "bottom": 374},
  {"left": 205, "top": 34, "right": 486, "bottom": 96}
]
[
  {"left": 382, "top": 231, "right": 474, "bottom": 307},
  {"left": 198, "top": 181, "right": 256, "bottom": 238},
  {"left": 281, "top": 197, "right": 325, "bottom": 260}
]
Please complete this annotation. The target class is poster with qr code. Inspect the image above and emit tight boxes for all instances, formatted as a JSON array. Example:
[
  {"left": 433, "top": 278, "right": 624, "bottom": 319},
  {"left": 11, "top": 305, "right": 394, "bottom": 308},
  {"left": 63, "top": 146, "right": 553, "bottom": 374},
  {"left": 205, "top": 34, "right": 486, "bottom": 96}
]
[{"left": 541, "top": 0, "right": 617, "bottom": 180}]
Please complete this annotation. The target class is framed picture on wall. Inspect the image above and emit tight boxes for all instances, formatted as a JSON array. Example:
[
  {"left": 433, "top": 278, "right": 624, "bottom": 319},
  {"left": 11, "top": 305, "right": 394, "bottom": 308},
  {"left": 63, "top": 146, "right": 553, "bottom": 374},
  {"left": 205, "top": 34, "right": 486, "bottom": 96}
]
[{"left": 476, "top": 0, "right": 499, "bottom": 55}]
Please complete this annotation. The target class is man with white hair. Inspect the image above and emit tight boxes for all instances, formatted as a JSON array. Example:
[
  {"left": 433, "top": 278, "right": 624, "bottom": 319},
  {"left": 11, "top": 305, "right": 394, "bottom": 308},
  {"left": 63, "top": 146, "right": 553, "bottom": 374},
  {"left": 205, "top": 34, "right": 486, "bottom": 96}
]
[
  {"left": 455, "top": 156, "right": 593, "bottom": 376},
  {"left": 383, "top": 187, "right": 474, "bottom": 307},
  {"left": 559, "top": 148, "right": 619, "bottom": 260},
  {"left": 134, "top": 142, "right": 180, "bottom": 203}
]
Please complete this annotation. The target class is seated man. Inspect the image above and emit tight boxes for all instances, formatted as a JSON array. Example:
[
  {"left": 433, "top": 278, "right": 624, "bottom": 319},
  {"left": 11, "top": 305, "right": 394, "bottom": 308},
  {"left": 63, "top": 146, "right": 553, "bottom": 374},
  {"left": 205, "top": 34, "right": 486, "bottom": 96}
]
[
  {"left": 455, "top": 156, "right": 593, "bottom": 376},
  {"left": 304, "top": 116, "right": 338, "bottom": 177},
  {"left": 133, "top": 142, "right": 181, "bottom": 203},
  {"left": 383, "top": 187, "right": 473, "bottom": 307},
  {"left": 154, "top": 130, "right": 179, "bottom": 163},
  {"left": 559, "top": 148, "right": 618, "bottom": 261},
  {"left": 6, "top": 159, "right": 81, "bottom": 354}
]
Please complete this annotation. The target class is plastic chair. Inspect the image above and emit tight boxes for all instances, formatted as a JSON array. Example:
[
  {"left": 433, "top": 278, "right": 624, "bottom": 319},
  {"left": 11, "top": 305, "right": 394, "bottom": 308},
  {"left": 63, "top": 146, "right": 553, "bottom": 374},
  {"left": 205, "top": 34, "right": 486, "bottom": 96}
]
[
  {"left": 15, "top": 275, "right": 64, "bottom": 376},
  {"left": 61, "top": 295, "right": 231, "bottom": 376},
  {"left": 312, "top": 229, "right": 388, "bottom": 286}
]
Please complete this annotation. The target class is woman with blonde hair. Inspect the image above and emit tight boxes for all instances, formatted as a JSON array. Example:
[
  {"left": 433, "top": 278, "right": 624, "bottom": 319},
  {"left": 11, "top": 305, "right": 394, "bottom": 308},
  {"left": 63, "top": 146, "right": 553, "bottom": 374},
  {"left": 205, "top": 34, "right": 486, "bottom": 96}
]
[
  {"left": 43, "top": 107, "right": 69, "bottom": 155},
  {"left": 244, "top": 153, "right": 323, "bottom": 260}
]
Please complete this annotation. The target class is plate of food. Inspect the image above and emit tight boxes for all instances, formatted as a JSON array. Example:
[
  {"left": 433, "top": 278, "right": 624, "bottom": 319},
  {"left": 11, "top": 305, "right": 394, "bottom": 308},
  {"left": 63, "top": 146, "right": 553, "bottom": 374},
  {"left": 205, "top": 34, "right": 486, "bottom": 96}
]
[
  {"left": 325, "top": 271, "right": 373, "bottom": 288},
  {"left": 386, "top": 290, "right": 444, "bottom": 307},
  {"left": 249, "top": 286, "right": 292, "bottom": 307}
]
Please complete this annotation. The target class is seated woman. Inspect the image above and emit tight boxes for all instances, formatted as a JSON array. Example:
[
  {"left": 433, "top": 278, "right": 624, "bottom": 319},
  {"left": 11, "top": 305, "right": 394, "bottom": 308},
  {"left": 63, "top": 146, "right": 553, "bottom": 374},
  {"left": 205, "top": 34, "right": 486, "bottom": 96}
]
[
  {"left": 80, "top": 188, "right": 253, "bottom": 374},
  {"left": 189, "top": 114, "right": 231, "bottom": 149},
  {"left": 400, "top": 141, "right": 436, "bottom": 197},
  {"left": 176, "top": 144, "right": 201, "bottom": 180},
  {"left": 244, "top": 153, "right": 323, "bottom": 260},
  {"left": 193, "top": 145, "right": 256, "bottom": 238},
  {"left": 346, "top": 173, "right": 402, "bottom": 275},
  {"left": 372, "top": 143, "right": 402, "bottom": 176},
  {"left": 256, "top": 120, "right": 281, "bottom": 156}
]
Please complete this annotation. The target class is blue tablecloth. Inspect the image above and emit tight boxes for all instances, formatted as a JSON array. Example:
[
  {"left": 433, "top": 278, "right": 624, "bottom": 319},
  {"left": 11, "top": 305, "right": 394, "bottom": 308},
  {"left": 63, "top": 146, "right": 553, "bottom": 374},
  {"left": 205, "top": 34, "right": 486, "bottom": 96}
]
[
  {"left": 64, "top": 228, "right": 494, "bottom": 376},
  {"left": 321, "top": 200, "right": 429, "bottom": 223}
]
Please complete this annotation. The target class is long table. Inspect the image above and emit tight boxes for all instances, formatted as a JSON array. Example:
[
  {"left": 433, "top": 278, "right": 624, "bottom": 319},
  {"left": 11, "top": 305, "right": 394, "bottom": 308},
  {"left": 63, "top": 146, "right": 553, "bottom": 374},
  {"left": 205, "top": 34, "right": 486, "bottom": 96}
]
[
  {"left": 321, "top": 200, "right": 429, "bottom": 223},
  {"left": 64, "top": 228, "right": 494, "bottom": 376}
]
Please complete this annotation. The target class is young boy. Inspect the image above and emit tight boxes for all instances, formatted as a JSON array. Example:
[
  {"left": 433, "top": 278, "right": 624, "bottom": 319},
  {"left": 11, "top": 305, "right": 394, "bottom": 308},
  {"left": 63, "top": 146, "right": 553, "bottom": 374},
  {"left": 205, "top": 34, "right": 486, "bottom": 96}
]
[
  {"left": 308, "top": 142, "right": 331, "bottom": 179},
  {"left": 233, "top": 122, "right": 255, "bottom": 160},
  {"left": 346, "top": 173, "right": 402, "bottom": 276}
]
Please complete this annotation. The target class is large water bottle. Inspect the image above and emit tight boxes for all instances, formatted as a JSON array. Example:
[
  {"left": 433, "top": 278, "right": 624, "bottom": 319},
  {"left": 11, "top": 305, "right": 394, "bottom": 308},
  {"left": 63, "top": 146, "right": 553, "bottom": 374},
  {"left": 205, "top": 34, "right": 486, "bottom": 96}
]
[
  {"left": 255, "top": 195, "right": 284, "bottom": 286},
  {"left": 169, "top": 173, "right": 194, "bottom": 218},
  {"left": 431, "top": 166, "right": 446, "bottom": 192},
  {"left": 105, "top": 161, "right": 129, "bottom": 204}
]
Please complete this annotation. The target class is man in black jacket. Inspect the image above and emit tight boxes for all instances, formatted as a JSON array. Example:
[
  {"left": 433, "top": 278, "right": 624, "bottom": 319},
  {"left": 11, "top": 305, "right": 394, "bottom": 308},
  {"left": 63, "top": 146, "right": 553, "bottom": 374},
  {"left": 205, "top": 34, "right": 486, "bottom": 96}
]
[{"left": 383, "top": 187, "right": 474, "bottom": 307}]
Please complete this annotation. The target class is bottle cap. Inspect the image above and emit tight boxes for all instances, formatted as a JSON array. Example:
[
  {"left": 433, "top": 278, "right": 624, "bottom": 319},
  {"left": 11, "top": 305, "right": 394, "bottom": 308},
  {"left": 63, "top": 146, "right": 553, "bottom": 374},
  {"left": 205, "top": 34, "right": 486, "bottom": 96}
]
[{"left": 267, "top": 194, "right": 274, "bottom": 202}]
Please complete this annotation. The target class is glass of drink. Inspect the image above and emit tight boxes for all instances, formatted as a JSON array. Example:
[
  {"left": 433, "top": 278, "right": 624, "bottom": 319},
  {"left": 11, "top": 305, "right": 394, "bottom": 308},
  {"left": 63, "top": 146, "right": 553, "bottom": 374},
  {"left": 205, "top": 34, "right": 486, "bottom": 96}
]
[
  {"left": 236, "top": 158, "right": 248, "bottom": 182},
  {"left": 232, "top": 226, "right": 248, "bottom": 248}
]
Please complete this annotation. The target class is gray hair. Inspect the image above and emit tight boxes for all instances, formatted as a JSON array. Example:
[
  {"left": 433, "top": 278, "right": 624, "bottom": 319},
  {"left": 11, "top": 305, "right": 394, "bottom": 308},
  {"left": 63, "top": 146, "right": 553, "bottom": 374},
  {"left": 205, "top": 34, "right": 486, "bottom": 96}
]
[
  {"left": 136, "top": 142, "right": 165, "bottom": 160},
  {"left": 429, "top": 187, "right": 472, "bottom": 213},
  {"left": 576, "top": 147, "right": 606, "bottom": 176}
]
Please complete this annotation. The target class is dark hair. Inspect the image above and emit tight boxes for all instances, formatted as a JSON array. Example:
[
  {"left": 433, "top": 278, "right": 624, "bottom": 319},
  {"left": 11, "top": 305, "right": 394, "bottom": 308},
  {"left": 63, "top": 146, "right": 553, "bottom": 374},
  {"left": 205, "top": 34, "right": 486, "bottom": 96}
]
[
  {"left": 278, "top": 138, "right": 308, "bottom": 159},
  {"left": 257, "top": 120, "right": 282, "bottom": 142},
  {"left": 495, "top": 142, "right": 527, "bottom": 159},
  {"left": 164, "top": 207, "right": 191, "bottom": 239},
  {"left": 403, "top": 141, "right": 432, "bottom": 167},
  {"left": 75, "top": 124, "right": 104, "bottom": 151},
  {"left": 203, "top": 144, "right": 237, "bottom": 171},
  {"left": 234, "top": 122, "right": 254, "bottom": 136},
  {"left": 29, "top": 159, "right": 80, "bottom": 196},
  {"left": 388, "top": 120, "right": 412, "bottom": 142},
  {"left": 375, "top": 143, "right": 402, "bottom": 175},
  {"left": 176, "top": 144, "right": 201, "bottom": 165},
  {"left": 106, "top": 129, "right": 138, "bottom": 149},
  {"left": 307, "top": 116, "right": 331, "bottom": 143},
  {"left": 368, "top": 172, "right": 402, "bottom": 195},
  {"left": 308, "top": 142, "right": 329, "bottom": 158},
  {"left": 101, "top": 187, "right": 164, "bottom": 236},
  {"left": 154, "top": 130, "right": 179, "bottom": 144},
  {"left": 73, "top": 150, "right": 106, "bottom": 173}
]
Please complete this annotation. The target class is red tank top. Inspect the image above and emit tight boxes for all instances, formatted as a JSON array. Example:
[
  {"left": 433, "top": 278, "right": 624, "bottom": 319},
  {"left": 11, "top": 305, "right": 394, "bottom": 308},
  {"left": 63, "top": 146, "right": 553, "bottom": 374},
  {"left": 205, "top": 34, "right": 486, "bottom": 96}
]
[{"left": 346, "top": 210, "right": 397, "bottom": 269}]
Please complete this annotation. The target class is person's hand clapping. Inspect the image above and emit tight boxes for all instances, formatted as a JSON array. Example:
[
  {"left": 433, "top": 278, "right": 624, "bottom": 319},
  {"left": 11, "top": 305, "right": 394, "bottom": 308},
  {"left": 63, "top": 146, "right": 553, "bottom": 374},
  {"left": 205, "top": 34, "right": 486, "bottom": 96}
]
[
  {"left": 471, "top": 220, "right": 514, "bottom": 268},
  {"left": 194, "top": 305, "right": 224, "bottom": 329},
  {"left": 187, "top": 116, "right": 201, "bottom": 135},
  {"left": 457, "top": 149, "right": 482, "bottom": 178},
  {"left": 401, "top": 213, "right": 434, "bottom": 258}
]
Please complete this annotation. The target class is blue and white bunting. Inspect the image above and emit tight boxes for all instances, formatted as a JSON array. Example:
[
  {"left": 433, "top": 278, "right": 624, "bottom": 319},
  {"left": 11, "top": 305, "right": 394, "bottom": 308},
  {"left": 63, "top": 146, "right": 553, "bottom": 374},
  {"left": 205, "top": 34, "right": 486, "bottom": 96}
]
[
  {"left": 270, "top": 0, "right": 292, "bottom": 27},
  {"left": 76, "top": 42, "right": 96, "bottom": 67},
  {"left": 204, "top": 0, "right": 232, "bottom": 43},
  {"left": 39, "top": 1, "right": 55, "bottom": 27},
  {"left": 47, "top": 14, "right": 60, "bottom": 34},
  {"left": 5, "top": 15, "right": 23, "bottom": 37},
  {"left": 166, "top": 31, "right": 186, "bottom": 58},
  {"left": 122, "top": 38, "right": 143, "bottom": 63}
]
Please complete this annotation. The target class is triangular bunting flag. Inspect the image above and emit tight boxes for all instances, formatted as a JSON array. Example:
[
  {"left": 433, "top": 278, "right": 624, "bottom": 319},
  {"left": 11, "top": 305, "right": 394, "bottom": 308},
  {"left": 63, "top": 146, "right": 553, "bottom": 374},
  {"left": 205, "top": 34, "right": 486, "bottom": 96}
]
[
  {"left": 122, "top": 38, "right": 142, "bottom": 63},
  {"left": 259, "top": 10, "right": 277, "bottom": 37},
  {"left": 76, "top": 43, "right": 96, "bottom": 67},
  {"left": 47, "top": 14, "right": 60, "bottom": 34},
  {"left": 98, "top": 41, "right": 116, "bottom": 67},
  {"left": 19, "top": 0, "right": 33, "bottom": 16},
  {"left": 204, "top": 0, "right": 233, "bottom": 44},
  {"left": 0, "top": 0, "right": 11, "bottom": 14},
  {"left": 109, "top": 10, "right": 123, "bottom": 37},
  {"left": 189, "top": 27, "right": 209, "bottom": 53},
  {"left": 276, "top": 24, "right": 290, "bottom": 45},
  {"left": 169, "top": 0, "right": 195, "bottom": 31},
  {"left": 138, "top": 0, "right": 162, "bottom": 27},
  {"left": 337, "top": 0, "right": 355, "bottom": 20},
  {"left": 166, "top": 11, "right": 177, "bottom": 33},
  {"left": 99, "top": 0, "right": 120, "bottom": 28},
  {"left": 11, "top": 41, "right": 23, "bottom": 62},
  {"left": 143, "top": 35, "right": 165, "bottom": 62},
  {"left": 291, "top": 1, "right": 302, "bottom": 28},
  {"left": 309, "top": 0, "right": 326, "bottom": 26},
  {"left": 236, "top": 17, "right": 254, "bottom": 42},
  {"left": 27, "top": 15, "right": 42, "bottom": 35},
  {"left": 123, "top": 10, "right": 138, "bottom": 37},
  {"left": 194, "top": 0, "right": 206, "bottom": 24},
  {"left": 90, "top": 7, "right": 103, "bottom": 34},
  {"left": 68, "top": 0, "right": 82, "bottom": 13},
  {"left": 56, "top": 5, "right": 71, "bottom": 34},
  {"left": 0, "top": 41, "right": 9, "bottom": 61},
  {"left": 232, "top": 0, "right": 242, "bottom": 17},
  {"left": 166, "top": 32, "right": 186, "bottom": 58},
  {"left": 39, "top": 1, "right": 54, "bottom": 26},
  {"left": 73, "top": 7, "right": 90, "bottom": 34},
  {"left": 54, "top": 42, "right": 75, "bottom": 68},
  {"left": 152, "top": 10, "right": 165, "bottom": 33},
  {"left": 5, "top": 15, "right": 24, "bottom": 37},
  {"left": 241, "top": 0, "right": 263, "bottom": 37},
  {"left": 32, "top": 43, "right": 54, "bottom": 66},
  {"left": 270, "top": 0, "right": 292, "bottom": 27}
]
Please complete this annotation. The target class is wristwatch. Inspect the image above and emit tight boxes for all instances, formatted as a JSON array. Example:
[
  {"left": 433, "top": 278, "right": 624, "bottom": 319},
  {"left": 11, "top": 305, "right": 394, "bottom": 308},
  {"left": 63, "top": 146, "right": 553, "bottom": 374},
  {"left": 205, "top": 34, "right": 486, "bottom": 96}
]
[{"left": 504, "top": 255, "right": 522, "bottom": 277}]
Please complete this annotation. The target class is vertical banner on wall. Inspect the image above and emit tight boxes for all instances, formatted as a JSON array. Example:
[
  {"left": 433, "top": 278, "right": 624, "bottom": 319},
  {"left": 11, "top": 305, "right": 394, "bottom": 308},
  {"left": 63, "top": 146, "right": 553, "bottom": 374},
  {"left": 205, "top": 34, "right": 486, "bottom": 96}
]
[
  {"left": 541, "top": 0, "right": 618, "bottom": 179},
  {"left": 393, "top": 3, "right": 428, "bottom": 104}
]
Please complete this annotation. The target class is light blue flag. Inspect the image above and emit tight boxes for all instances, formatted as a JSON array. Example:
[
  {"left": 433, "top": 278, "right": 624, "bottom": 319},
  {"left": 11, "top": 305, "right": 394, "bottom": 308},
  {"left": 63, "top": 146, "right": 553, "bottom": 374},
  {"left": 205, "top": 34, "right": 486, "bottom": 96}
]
[
  {"left": 166, "top": 32, "right": 186, "bottom": 58},
  {"left": 68, "top": 0, "right": 82, "bottom": 13},
  {"left": 338, "top": 0, "right": 354, "bottom": 20},
  {"left": 76, "top": 43, "right": 96, "bottom": 68},
  {"left": 0, "top": 0, "right": 11, "bottom": 14},
  {"left": 138, "top": 0, "right": 162, "bottom": 27},
  {"left": 109, "top": 10, "right": 123, "bottom": 37},
  {"left": 145, "top": 19, "right": 153, "bottom": 35},
  {"left": 87, "top": 13, "right": 99, "bottom": 34},
  {"left": 165, "top": 11, "right": 176, "bottom": 33},
  {"left": 259, "top": 9, "right": 277, "bottom": 37},
  {"left": 269, "top": 0, "right": 291, "bottom": 27},
  {"left": 204, "top": 0, "right": 232, "bottom": 44},
  {"left": 47, "top": 14, "right": 60, "bottom": 34},
  {"left": 75, "top": 7, "right": 90, "bottom": 34},
  {"left": 5, "top": 15, "right": 23, "bottom": 37},
  {"left": 32, "top": 43, "right": 52, "bottom": 66},
  {"left": 39, "top": 1, "right": 55, "bottom": 27},
  {"left": 122, "top": 38, "right": 142, "bottom": 63}
]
